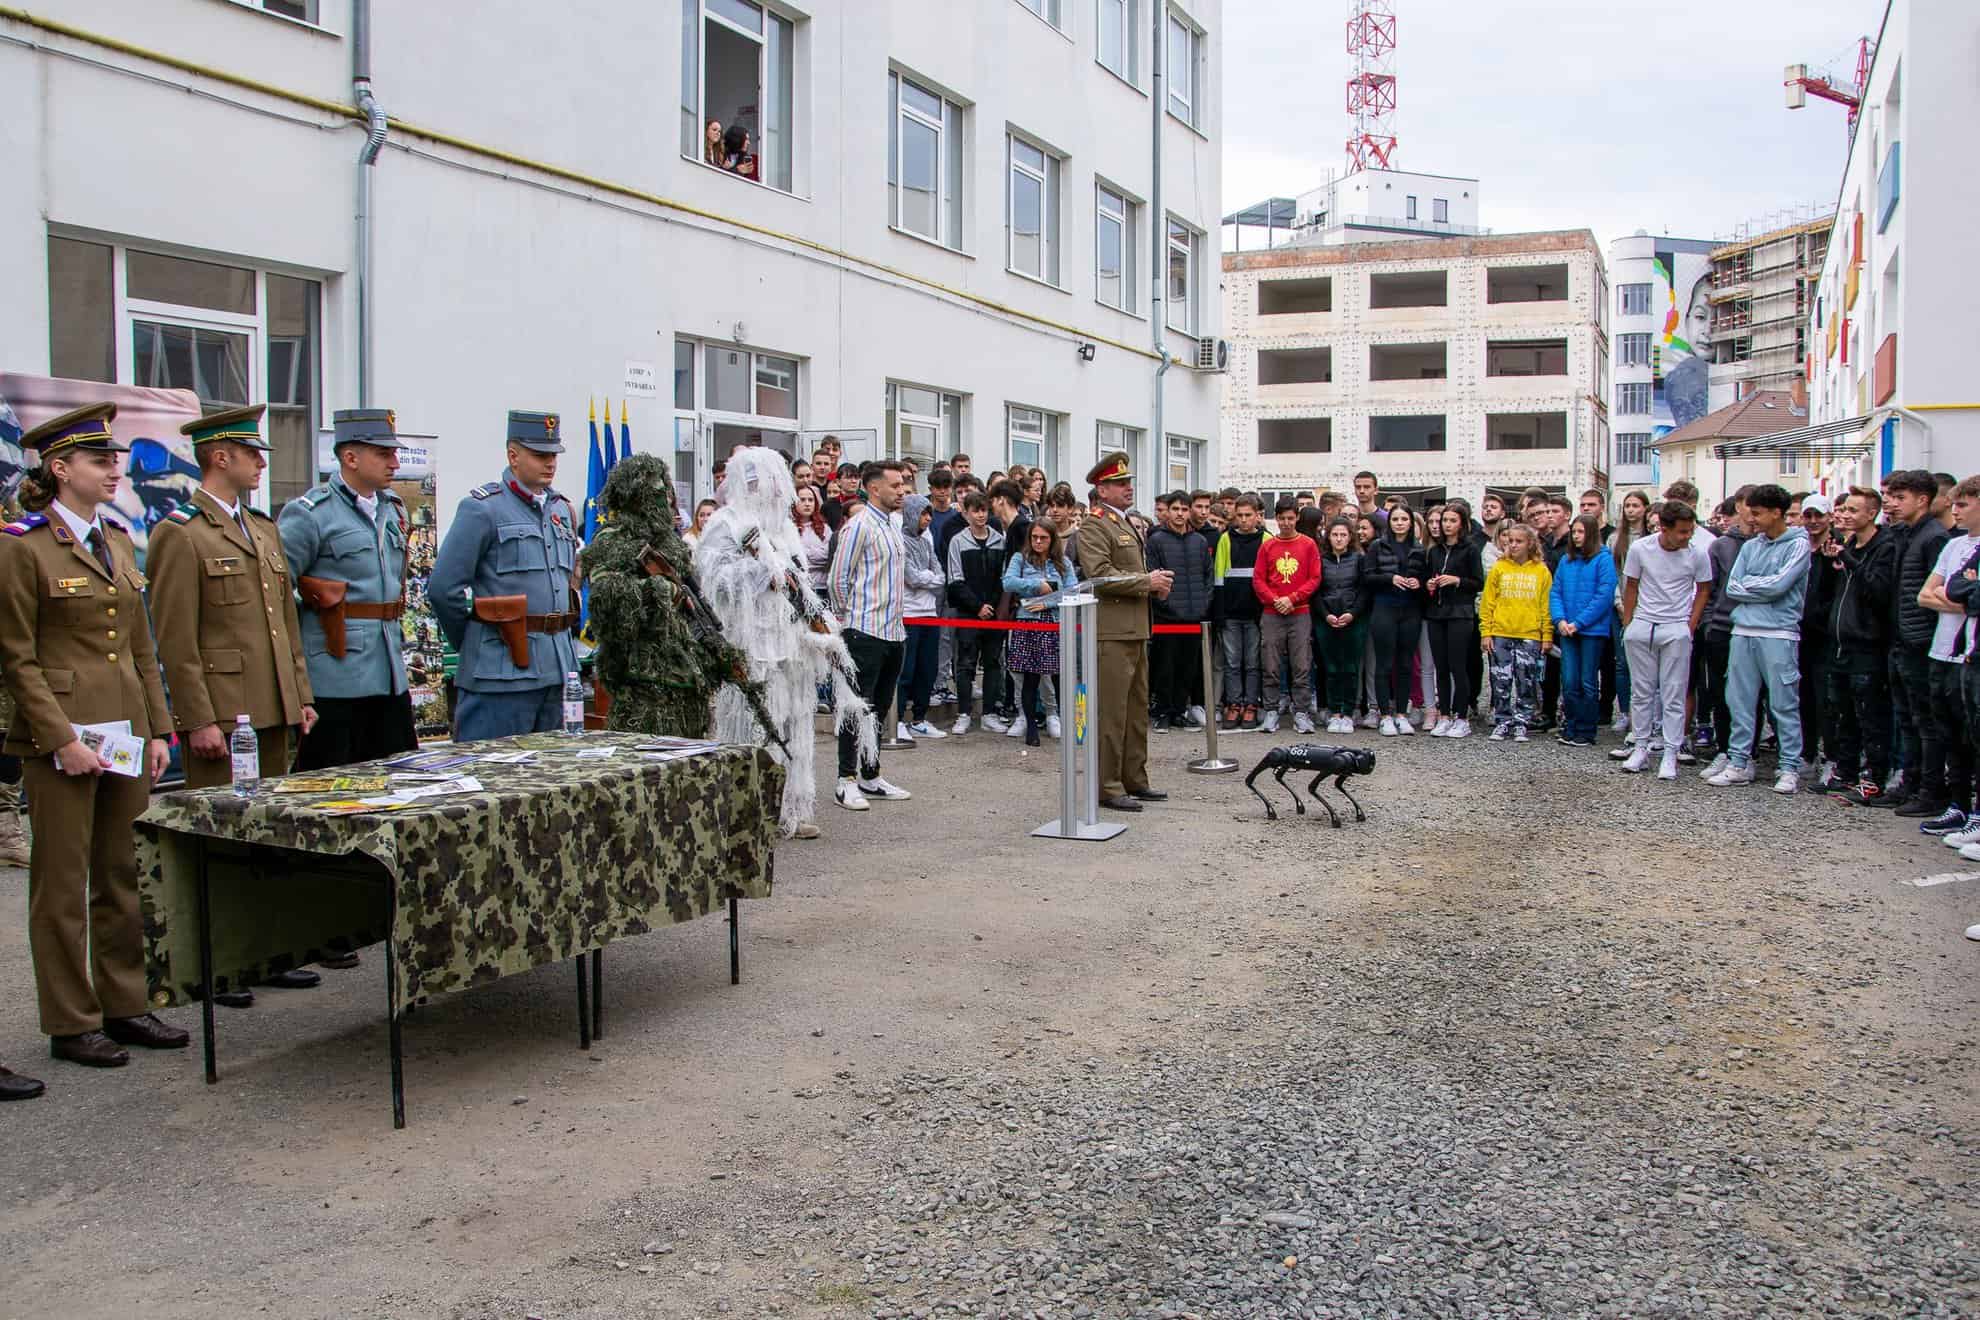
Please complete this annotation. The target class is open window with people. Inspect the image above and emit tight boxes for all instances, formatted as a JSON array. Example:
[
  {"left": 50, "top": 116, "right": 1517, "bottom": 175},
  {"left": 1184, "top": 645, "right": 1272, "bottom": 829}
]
[{"left": 680, "top": 0, "right": 794, "bottom": 191}]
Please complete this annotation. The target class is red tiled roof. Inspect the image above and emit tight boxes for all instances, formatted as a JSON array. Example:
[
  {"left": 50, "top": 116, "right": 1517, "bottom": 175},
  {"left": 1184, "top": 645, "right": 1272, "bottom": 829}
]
[{"left": 1650, "top": 391, "right": 1806, "bottom": 448}]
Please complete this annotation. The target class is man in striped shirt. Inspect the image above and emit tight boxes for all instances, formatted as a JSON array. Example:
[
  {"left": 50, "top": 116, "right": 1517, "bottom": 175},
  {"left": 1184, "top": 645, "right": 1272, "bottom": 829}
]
[{"left": 828, "top": 460, "right": 912, "bottom": 809}]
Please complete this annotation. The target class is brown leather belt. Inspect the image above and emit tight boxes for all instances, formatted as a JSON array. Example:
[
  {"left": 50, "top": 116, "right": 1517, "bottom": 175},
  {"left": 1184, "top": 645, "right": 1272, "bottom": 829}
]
[
  {"left": 344, "top": 601, "right": 406, "bottom": 621},
  {"left": 527, "top": 612, "right": 577, "bottom": 633}
]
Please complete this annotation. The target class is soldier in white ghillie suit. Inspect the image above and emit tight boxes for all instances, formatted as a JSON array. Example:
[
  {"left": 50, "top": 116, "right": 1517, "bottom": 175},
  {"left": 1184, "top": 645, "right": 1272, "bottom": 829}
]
[{"left": 693, "top": 447, "right": 874, "bottom": 839}]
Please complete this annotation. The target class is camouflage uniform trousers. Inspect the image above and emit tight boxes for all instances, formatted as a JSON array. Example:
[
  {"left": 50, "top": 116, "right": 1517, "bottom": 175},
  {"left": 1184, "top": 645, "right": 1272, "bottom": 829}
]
[
  {"left": 1487, "top": 637, "right": 1545, "bottom": 734},
  {"left": 605, "top": 683, "right": 713, "bottom": 740}
]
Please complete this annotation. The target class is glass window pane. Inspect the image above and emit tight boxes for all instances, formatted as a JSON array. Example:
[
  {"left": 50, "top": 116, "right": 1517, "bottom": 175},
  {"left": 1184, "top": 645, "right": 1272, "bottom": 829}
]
[
  {"left": 897, "top": 385, "right": 940, "bottom": 418},
  {"left": 901, "top": 80, "right": 942, "bottom": 121},
  {"left": 705, "top": 343, "right": 751, "bottom": 413},
  {"left": 681, "top": 0, "right": 700, "bottom": 156},
  {"left": 265, "top": 274, "right": 318, "bottom": 510},
  {"left": 1011, "top": 168, "right": 1043, "bottom": 276},
  {"left": 943, "top": 100, "right": 963, "bottom": 248},
  {"left": 1014, "top": 140, "right": 1045, "bottom": 173},
  {"left": 754, "top": 353, "right": 798, "bottom": 418},
  {"left": 900, "top": 421, "right": 937, "bottom": 466},
  {"left": 706, "top": 0, "right": 762, "bottom": 34},
  {"left": 1097, "top": 210, "right": 1123, "bottom": 309},
  {"left": 763, "top": 13, "right": 793, "bottom": 191},
  {"left": 46, "top": 237, "right": 114, "bottom": 383},
  {"left": 1099, "top": 0, "right": 1125, "bottom": 75},
  {"left": 901, "top": 116, "right": 939, "bottom": 237},
  {"left": 1167, "top": 18, "right": 1192, "bottom": 117},
  {"left": 675, "top": 339, "right": 696, "bottom": 409},
  {"left": 132, "top": 321, "right": 251, "bottom": 408},
  {"left": 126, "top": 250, "right": 255, "bottom": 314}
]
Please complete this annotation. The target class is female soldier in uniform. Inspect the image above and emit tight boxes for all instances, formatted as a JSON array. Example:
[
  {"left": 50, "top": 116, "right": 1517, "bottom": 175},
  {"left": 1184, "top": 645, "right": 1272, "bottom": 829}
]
[{"left": 0, "top": 403, "right": 185, "bottom": 1081}]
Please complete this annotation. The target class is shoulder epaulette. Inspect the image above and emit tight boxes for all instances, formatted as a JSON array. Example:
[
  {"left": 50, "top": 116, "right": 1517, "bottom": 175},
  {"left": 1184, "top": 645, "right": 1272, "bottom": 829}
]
[
  {"left": 470, "top": 482, "right": 503, "bottom": 500},
  {"left": 166, "top": 502, "right": 198, "bottom": 525},
  {"left": 1, "top": 513, "right": 48, "bottom": 537},
  {"left": 382, "top": 487, "right": 406, "bottom": 504},
  {"left": 296, "top": 485, "right": 334, "bottom": 509},
  {"left": 247, "top": 505, "right": 274, "bottom": 521},
  {"left": 102, "top": 516, "right": 130, "bottom": 536}
]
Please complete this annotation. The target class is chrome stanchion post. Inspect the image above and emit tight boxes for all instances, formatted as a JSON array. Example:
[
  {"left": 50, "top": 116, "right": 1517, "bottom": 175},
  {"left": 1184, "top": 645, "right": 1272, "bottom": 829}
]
[{"left": 1187, "top": 622, "right": 1238, "bottom": 774}]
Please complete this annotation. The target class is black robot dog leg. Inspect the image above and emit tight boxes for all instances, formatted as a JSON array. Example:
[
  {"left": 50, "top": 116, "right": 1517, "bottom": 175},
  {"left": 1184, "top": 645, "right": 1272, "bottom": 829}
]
[
  {"left": 1272, "top": 765, "right": 1305, "bottom": 815},
  {"left": 1244, "top": 760, "right": 1281, "bottom": 820},
  {"left": 1334, "top": 771, "right": 1367, "bottom": 823},
  {"left": 1304, "top": 772, "right": 1343, "bottom": 828}
]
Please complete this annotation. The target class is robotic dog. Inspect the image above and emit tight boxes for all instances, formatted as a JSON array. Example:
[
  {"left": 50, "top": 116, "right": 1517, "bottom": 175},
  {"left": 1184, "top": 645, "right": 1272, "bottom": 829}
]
[{"left": 1244, "top": 744, "right": 1375, "bottom": 827}]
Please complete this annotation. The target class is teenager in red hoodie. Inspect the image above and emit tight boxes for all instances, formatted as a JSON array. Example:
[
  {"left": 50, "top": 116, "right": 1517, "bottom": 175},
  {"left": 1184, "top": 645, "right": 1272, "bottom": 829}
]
[{"left": 1254, "top": 496, "right": 1321, "bottom": 733}]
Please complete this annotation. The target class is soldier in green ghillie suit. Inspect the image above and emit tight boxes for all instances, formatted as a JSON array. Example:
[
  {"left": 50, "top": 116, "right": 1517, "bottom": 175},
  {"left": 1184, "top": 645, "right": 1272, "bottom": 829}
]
[{"left": 581, "top": 454, "right": 746, "bottom": 739}]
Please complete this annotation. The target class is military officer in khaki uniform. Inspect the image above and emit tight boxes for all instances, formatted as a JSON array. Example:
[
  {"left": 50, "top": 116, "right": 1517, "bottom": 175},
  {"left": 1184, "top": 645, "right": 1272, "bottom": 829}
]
[
  {"left": 0, "top": 403, "right": 187, "bottom": 1079},
  {"left": 1074, "top": 451, "right": 1173, "bottom": 812},
  {"left": 148, "top": 405, "right": 322, "bottom": 1006}
]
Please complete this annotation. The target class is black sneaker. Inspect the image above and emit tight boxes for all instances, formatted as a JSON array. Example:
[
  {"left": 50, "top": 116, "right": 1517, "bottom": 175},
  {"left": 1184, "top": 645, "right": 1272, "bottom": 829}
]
[
  {"left": 1895, "top": 796, "right": 1947, "bottom": 819},
  {"left": 1922, "top": 807, "right": 1969, "bottom": 836},
  {"left": 1151, "top": 715, "right": 1171, "bottom": 733},
  {"left": 1845, "top": 780, "right": 1895, "bottom": 808},
  {"left": 1816, "top": 773, "right": 1855, "bottom": 796}
]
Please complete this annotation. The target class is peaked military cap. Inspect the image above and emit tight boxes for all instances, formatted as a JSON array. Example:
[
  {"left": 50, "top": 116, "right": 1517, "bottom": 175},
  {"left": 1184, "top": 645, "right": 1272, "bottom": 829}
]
[
  {"left": 181, "top": 403, "right": 271, "bottom": 450},
  {"left": 23, "top": 402, "right": 125, "bottom": 456},
  {"left": 1086, "top": 450, "right": 1133, "bottom": 486},
  {"left": 507, "top": 409, "right": 565, "bottom": 453},
  {"left": 332, "top": 407, "right": 408, "bottom": 450}
]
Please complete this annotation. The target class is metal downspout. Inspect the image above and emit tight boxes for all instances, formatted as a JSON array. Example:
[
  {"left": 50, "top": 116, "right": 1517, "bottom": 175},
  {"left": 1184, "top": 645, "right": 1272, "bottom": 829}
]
[
  {"left": 353, "top": 0, "right": 387, "bottom": 408},
  {"left": 1149, "top": 0, "right": 1169, "bottom": 487}
]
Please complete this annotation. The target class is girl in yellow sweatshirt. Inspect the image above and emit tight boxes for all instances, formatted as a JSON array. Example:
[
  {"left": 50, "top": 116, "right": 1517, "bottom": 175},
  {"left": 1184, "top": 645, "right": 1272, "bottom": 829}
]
[{"left": 1478, "top": 524, "right": 1554, "bottom": 741}]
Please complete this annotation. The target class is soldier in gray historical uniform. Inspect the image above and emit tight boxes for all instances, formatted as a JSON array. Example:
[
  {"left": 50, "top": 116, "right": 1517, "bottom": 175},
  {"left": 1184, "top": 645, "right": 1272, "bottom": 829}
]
[
  {"left": 429, "top": 410, "right": 581, "bottom": 741},
  {"left": 279, "top": 408, "right": 417, "bottom": 777}
]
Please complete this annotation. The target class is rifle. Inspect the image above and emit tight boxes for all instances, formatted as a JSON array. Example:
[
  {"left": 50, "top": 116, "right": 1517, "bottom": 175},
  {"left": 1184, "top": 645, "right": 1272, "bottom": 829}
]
[
  {"left": 739, "top": 527, "right": 865, "bottom": 692},
  {"left": 640, "top": 544, "right": 792, "bottom": 761}
]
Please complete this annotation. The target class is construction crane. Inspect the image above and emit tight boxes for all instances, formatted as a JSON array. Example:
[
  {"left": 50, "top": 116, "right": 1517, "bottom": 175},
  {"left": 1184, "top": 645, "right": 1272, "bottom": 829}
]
[{"left": 1784, "top": 36, "right": 1874, "bottom": 143}]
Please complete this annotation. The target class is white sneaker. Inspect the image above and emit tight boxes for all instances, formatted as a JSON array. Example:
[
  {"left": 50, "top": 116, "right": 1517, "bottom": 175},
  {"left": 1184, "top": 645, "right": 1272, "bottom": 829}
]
[
  {"left": 1658, "top": 751, "right": 1679, "bottom": 780},
  {"left": 1395, "top": 717, "right": 1415, "bottom": 736},
  {"left": 1773, "top": 771, "right": 1799, "bottom": 795},
  {"left": 1621, "top": 746, "right": 1651, "bottom": 773},
  {"left": 1446, "top": 719, "right": 1471, "bottom": 739},
  {"left": 834, "top": 778, "right": 869, "bottom": 810},
  {"left": 1429, "top": 718, "right": 1452, "bottom": 737},
  {"left": 907, "top": 720, "right": 946, "bottom": 740},
  {"left": 1706, "top": 763, "right": 1756, "bottom": 787},
  {"left": 951, "top": 714, "right": 971, "bottom": 735},
  {"left": 1489, "top": 724, "right": 1509, "bottom": 741},
  {"left": 857, "top": 776, "right": 912, "bottom": 801},
  {"left": 1512, "top": 727, "right": 1529, "bottom": 743},
  {"left": 1046, "top": 715, "right": 1062, "bottom": 739},
  {"left": 1943, "top": 824, "right": 1980, "bottom": 848},
  {"left": 1698, "top": 753, "right": 1730, "bottom": 781},
  {"left": 1336, "top": 716, "right": 1356, "bottom": 734},
  {"left": 1379, "top": 716, "right": 1397, "bottom": 736},
  {"left": 1961, "top": 842, "right": 1980, "bottom": 864},
  {"left": 1611, "top": 713, "right": 1631, "bottom": 734},
  {"left": 1005, "top": 717, "right": 1025, "bottom": 738},
  {"left": 1359, "top": 712, "right": 1380, "bottom": 730},
  {"left": 1260, "top": 710, "right": 1281, "bottom": 733},
  {"left": 1187, "top": 705, "right": 1207, "bottom": 728},
  {"left": 983, "top": 714, "right": 1011, "bottom": 734},
  {"left": 1293, "top": 711, "right": 1316, "bottom": 735},
  {"left": 1967, "top": 924, "right": 1980, "bottom": 941},
  {"left": 895, "top": 722, "right": 915, "bottom": 743}
]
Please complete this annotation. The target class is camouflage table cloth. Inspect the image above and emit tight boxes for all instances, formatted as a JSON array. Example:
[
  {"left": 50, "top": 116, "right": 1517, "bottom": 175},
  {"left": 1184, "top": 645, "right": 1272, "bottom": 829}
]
[{"left": 137, "top": 733, "right": 784, "bottom": 1010}]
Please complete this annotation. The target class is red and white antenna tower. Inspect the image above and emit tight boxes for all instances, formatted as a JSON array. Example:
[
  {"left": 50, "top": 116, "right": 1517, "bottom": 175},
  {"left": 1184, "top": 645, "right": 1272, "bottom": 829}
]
[{"left": 1345, "top": 0, "right": 1398, "bottom": 172}]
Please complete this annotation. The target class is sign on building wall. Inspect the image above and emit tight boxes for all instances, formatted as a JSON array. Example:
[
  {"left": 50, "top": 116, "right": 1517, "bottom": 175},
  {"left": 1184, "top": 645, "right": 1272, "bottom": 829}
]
[
  {"left": 0, "top": 372, "right": 203, "bottom": 565},
  {"left": 1651, "top": 248, "right": 1714, "bottom": 438}
]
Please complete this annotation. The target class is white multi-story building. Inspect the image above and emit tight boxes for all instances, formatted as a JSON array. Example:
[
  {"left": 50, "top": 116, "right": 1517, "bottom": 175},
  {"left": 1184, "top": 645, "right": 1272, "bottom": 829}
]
[
  {"left": 2, "top": 0, "right": 1222, "bottom": 520},
  {"left": 1762, "top": 0, "right": 1980, "bottom": 489},
  {"left": 1220, "top": 229, "right": 1609, "bottom": 508},
  {"left": 1604, "top": 231, "right": 1717, "bottom": 492}
]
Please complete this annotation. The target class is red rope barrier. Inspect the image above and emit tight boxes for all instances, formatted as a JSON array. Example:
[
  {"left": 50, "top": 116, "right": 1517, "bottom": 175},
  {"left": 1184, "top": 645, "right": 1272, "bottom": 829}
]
[{"left": 903, "top": 616, "right": 1202, "bottom": 635}]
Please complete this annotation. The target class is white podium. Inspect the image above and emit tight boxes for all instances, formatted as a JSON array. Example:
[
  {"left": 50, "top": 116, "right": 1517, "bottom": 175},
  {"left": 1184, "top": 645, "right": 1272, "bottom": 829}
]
[{"left": 1026, "top": 586, "right": 1126, "bottom": 843}]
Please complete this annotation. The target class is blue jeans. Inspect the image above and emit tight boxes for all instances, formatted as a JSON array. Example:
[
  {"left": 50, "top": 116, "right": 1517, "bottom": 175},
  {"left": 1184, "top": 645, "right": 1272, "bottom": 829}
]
[
  {"left": 1612, "top": 630, "right": 1632, "bottom": 718},
  {"left": 896, "top": 622, "right": 940, "bottom": 723},
  {"left": 455, "top": 685, "right": 562, "bottom": 741},
  {"left": 1727, "top": 634, "right": 1802, "bottom": 773},
  {"left": 1558, "top": 633, "right": 1605, "bottom": 741}
]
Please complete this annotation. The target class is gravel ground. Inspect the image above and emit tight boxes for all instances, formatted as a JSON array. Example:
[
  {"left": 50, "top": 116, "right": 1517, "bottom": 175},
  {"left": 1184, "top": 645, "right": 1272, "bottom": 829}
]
[{"left": 6, "top": 717, "right": 1980, "bottom": 1318}]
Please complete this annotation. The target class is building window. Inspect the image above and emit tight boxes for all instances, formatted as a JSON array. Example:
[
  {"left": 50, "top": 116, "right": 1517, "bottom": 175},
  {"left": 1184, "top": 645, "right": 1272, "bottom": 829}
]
[
  {"left": 1369, "top": 415, "right": 1446, "bottom": 453},
  {"left": 1618, "top": 282, "right": 1652, "bottom": 316},
  {"left": 1165, "top": 216, "right": 1198, "bottom": 334},
  {"left": 889, "top": 72, "right": 964, "bottom": 248},
  {"left": 680, "top": 0, "right": 796, "bottom": 193},
  {"left": 1016, "top": 0, "right": 1063, "bottom": 27},
  {"left": 1405, "top": 195, "right": 1417, "bottom": 220},
  {"left": 255, "top": 0, "right": 319, "bottom": 21},
  {"left": 1486, "top": 412, "right": 1568, "bottom": 450},
  {"left": 694, "top": 340, "right": 802, "bottom": 421},
  {"left": 1007, "top": 135, "right": 1062, "bottom": 285},
  {"left": 1167, "top": 434, "right": 1203, "bottom": 490},
  {"left": 48, "top": 238, "right": 320, "bottom": 512},
  {"left": 1257, "top": 418, "right": 1332, "bottom": 453},
  {"left": 1257, "top": 348, "right": 1332, "bottom": 385},
  {"left": 1369, "top": 343, "right": 1447, "bottom": 381},
  {"left": 1007, "top": 405, "right": 1061, "bottom": 476},
  {"left": 886, "top": 382, "right": 962, "bottom": 467},
  {"left": 1616, "top": 332, "right": 1651, "bottom": 367},
  {"left": 1097, "top": 0, "right": 1138, "bottom": 82},
  {"left": 1369, "top": 270, "right": 1447, "bottom": 309},
  {"left": 1486, "top": 264, "right": 1568, "bottom": 304},
  {"left": 1097, "top": 420, "right": 1143, "bottom": 501},
  {"left": 1257, "top": 277, "right": 1331, "bottom": 315},
  {"left": 1778, "top": 449, "right": 1800, "bottom": 476},
  {"left": 1165, "top": 11, "right": 1203, "bottom": 129},
  {"left": 1096, "top": 185, "right": 1136, "bottom": 312},
  {"left": 1433, "top": 197, "right": 1449, "bottom": 223},
  {"left": 1615, "top": 432, "right": 1650, "bottom": 466},
  {"left": 1614, "top": 382, "right": 1651, "bottom": 413},
  {"left": 1486, "top": 338, "right": 1567, "bottom": 376}
]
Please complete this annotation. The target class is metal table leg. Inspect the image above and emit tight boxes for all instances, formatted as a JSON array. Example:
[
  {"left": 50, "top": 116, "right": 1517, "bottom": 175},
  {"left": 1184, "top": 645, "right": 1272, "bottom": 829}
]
[
  {"left": 729, "top": 895, "right": 740, "bottom": 985},
  {"left": 575, "top": 955, "right": 592, "bottom": 1050},
  {"left": 196, "top": 835, "right": 217, "bottom": 1085},
  {"left": 590, "top": 947, "right": 603, "bottom": 1041},
  {"left": 385, "top": 940, "right": 405, "bottom": 1130}
]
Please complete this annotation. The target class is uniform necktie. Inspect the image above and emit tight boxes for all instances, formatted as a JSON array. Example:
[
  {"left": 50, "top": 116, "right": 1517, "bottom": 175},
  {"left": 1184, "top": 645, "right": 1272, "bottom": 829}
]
[{"left": 86, "top": 527, "right": 112, "bottom": 576}]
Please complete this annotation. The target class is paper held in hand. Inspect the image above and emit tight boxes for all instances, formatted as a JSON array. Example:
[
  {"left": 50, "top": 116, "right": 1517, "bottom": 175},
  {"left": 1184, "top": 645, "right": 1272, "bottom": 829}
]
[{"left": 67, "top": 722, "right": 145, "bottom": 777}]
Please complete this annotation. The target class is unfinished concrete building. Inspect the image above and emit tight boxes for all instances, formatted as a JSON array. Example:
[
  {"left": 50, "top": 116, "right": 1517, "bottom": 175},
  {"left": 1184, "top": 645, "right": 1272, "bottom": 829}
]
[{"left": 1706, "top": 217, "right": 1832, "bottom": 410}]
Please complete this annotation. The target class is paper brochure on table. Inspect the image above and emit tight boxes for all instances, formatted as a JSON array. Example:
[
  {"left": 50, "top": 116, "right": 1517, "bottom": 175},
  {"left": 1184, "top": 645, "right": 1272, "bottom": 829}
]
[
  {"left": 306, "top": 775, "right": 483, "bottom": 812},
  {"left": 69, "top": 722, "right": 144, "bottom": 777}
]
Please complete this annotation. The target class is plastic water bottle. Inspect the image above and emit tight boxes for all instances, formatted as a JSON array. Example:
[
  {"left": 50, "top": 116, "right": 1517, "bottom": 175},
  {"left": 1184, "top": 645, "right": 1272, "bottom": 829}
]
[
  {"left": 229, "top": 715, "right": 259, "bottom": 796},
  {"left": 563, "top": 671, "right": 585, "bottom": 735}
]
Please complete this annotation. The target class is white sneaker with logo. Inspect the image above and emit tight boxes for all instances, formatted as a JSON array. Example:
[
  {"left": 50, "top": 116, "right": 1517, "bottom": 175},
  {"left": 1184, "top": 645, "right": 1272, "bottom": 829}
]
[
  {"left": 951, "top": 714, "right": 972, "bottom": 736},
  {"left": 857, "top": 776, "right": 912, "bottom": 801},
  {"left": 1943, "top": 824, "right": 1980, "bottom": 849},
  {"left": 1621, "top": 745, "right": 1651, "bottom": 773},
  {"left": 1379, "top": 716, "right": 1398, "bottom": 736},
  {"left": 982, "top": 714, "right": 1011, "bottom": 734},
  {"left": 1005, "top": 717, "right": 1025, "bottom": 738},
  {"left": 1706, "top": 763, "right": 1756, "bottom": 787},
  {"left": 907, "top": 721, "right": 946, "bottom": 740},
  {"left": 1658, "top": 751, "right": 1679, "bottom": 780},
  {"left": 895, "top": 722, "right": 915, "bottom": 743},
  {"left": 1429, "top": 718, "right": 1453, "bottom": 737},
  {"left": 1698, "top": 753, "right": 1730, "bottom": 781},
  {"left": 1395, "top": 717, "right": 1415, "bottom": 736},
  {"left": 1446, "top": 719, "right": 1471, "bottom": 739},
  {"left": 1773, "top": 771, "right": 1799, "bottom": 795},
  {"left": 834, "top": 779, "right": 869, "bottom": 811},
  {"left": 1293, "top": 711, "right": 1316, "bottom": 735}
]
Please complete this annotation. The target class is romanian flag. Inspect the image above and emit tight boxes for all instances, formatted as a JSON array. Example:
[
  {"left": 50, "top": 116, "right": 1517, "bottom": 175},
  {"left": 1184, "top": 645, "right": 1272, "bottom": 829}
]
[
  {"left": 603, "top": 396, "right": 619, "bottom": 470},
  {"left": 618, "top": 398, "right": 632, "bottom": 460}
]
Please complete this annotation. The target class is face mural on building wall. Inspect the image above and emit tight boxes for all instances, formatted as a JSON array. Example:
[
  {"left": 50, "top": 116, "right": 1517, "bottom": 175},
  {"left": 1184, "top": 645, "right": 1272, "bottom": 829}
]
[{"left": 1654, "top": 250, "right": 1714, "bottom": 434}]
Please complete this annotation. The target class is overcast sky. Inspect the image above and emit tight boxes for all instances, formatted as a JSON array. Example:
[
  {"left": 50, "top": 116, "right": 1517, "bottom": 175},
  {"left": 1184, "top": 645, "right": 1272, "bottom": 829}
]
[{"left": 1222, "top": 0, "right": 1881, "bottom": 247}]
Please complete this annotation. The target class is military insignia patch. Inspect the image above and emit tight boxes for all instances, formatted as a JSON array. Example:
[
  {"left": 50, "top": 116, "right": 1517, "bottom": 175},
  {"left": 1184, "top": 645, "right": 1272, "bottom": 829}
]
[{"left": 544, "top": 414, "right": 560, "bottom": 438}]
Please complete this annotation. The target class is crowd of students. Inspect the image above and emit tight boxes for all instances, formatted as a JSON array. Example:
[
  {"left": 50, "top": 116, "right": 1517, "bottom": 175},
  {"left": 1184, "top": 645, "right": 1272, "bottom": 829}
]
[{"left": 779, "top": 439, "right": 1980, "bottom": 858}]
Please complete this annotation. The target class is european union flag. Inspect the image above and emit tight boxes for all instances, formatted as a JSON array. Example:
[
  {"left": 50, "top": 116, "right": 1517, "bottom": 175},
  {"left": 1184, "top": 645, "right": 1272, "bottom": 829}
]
[
  {"left": 618, "top": 398, "right": 632, "bottom": 459},
  {"left": 603, "top": 397, "right": 619, "bottom": 471},
  {"left": 583, "top": 401, "right": 606, "bottom": 542}
]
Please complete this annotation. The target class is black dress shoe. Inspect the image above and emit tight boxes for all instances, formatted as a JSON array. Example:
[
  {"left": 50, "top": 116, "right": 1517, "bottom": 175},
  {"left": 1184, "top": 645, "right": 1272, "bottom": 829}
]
[
  {"left": 103, "top": 1014, "right": 190, "bottom": 1050},
  {"left": 50, "top": 1031, "right": 129, "bottom": 1068},
  {"left": 1099, "top": 795, "right": 1144, "bottom": 812},
  {"left": 318, "top": 952, "right": 362, "bottom": 970},
  {"left": 1129, "top": 787, "right": 1168, "bottom": 801},
  {"left": 0, "top": 1066, "right": 45, "bottom": 1100},
  {"left": 263, "top": 968, "right": 322, "bottom": 989},
  {"left": 213, "top": 988, "right": 255, "bottom": 1008}
]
